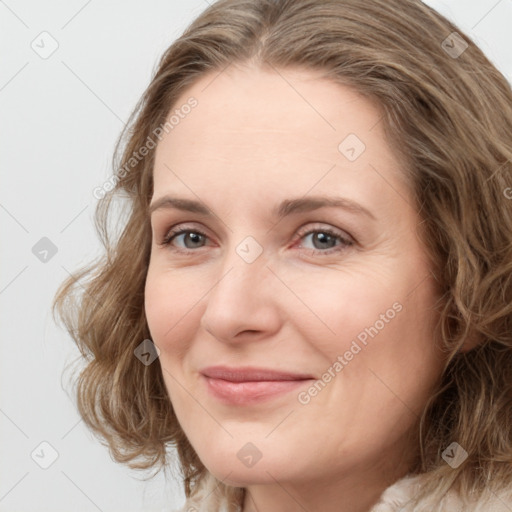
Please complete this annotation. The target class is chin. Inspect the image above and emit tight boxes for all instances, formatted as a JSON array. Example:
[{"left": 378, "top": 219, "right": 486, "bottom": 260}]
[{"left": 198, "top": 443, "right": 303, "bottom": 487}]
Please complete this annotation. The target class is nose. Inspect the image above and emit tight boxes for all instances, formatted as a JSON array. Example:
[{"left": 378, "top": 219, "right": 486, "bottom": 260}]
[{"left": 200, "top": 250, "right": 282, "bottom": 344}]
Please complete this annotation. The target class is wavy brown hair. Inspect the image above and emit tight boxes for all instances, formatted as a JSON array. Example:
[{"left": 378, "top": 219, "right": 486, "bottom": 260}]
[{"left": 53, "top": 0, "right": 512, "bottom": 509}]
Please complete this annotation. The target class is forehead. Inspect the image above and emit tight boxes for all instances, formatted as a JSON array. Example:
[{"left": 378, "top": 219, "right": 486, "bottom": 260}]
[{"left": 152, "top": 64, "right": 406, "bottom": 212}]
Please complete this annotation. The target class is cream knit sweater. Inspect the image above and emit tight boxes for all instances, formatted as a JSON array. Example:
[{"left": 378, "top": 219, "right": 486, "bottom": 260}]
[{"left": 370, "top": 474, "right": 512, "bottom": 511}]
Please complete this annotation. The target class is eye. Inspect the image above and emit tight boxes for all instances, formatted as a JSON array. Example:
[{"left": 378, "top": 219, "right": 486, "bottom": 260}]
[
  {"left": 158, "top": 223, "right": 354, "bottom": 256},
  {"left": 295, "top": 226, "right": 354, "bottom": 255},
  {"left": 160, "top": 226, "right": 210, "bottom": 252}
]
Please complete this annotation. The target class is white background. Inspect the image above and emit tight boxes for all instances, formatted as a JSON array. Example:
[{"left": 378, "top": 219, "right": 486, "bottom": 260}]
[{"left": 1, "top": 1, "right": 511, "bottom": 511}]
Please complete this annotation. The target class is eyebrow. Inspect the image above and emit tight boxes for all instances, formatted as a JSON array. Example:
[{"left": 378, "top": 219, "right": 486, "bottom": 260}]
[{"left": 148, "top": 195, "right": 376, "bottom": 221}]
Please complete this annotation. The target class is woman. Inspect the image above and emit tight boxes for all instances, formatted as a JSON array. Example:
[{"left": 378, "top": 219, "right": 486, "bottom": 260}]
[{"left": 53, "top": 0, "right": 512, "bottom": 510}]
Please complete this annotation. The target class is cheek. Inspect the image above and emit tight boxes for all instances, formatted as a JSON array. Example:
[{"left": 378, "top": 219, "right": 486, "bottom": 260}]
[
  {"left": 281, "top": 264, "right": 402, "bottom": 354},
  {"left": 292, "top": 265, "right": 442, "bottom": 408},
  {"left": 144, "top": 269, "right": 204, "bottom": 414},
  {"left": 144, "top": 271, "right": 170, "bottom": 341},
  {"left": 144, "top": 266, "right": 203, "bottom": 357}
]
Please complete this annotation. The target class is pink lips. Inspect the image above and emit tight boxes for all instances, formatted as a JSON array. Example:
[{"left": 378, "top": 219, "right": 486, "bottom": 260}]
[{"left": 200, "top": 366, "right": 314, "bottom": 405}]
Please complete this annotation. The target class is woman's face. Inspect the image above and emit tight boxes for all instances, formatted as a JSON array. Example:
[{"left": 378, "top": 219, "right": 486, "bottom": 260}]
[{"left": 145, "top": 64, "right": 445, "bottom": 490}]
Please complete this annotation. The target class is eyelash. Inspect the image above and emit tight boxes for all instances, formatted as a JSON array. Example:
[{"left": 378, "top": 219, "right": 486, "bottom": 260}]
[{"left": 159, "top": 224, "right": 354, "bottom": 256}]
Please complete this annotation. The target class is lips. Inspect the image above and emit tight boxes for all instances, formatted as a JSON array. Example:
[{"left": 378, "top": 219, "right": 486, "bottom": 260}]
[
  {"left": 200, "top": 366, "right": 315, "bottom": 405},
  {"left": 201, "top": 366, "right": 314, "bottom": 382}
]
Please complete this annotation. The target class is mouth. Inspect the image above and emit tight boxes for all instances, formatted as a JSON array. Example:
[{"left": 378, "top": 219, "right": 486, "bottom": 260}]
[{"left": 200, "top": 366, "right": 315, "bottom": 405}]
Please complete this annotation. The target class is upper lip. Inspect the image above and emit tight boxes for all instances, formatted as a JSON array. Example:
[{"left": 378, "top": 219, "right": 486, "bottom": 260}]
[{"left": 201, "top": 366, "right": 315, "bottom": 382}]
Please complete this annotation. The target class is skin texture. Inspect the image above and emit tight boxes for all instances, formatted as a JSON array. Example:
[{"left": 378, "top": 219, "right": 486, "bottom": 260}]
[{"left": 144, "top": 64, "right": 446, "bottom": 512}]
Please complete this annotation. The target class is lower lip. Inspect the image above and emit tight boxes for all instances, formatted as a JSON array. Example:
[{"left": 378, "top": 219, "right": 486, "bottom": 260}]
[{"left": 202, "top": 375, "right": 313, "bottom": 405}]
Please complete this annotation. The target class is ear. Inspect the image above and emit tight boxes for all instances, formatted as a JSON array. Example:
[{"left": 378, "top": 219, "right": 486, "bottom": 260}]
[{"left": 457, "top": 330, "right": 483, "bottom": 353}]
